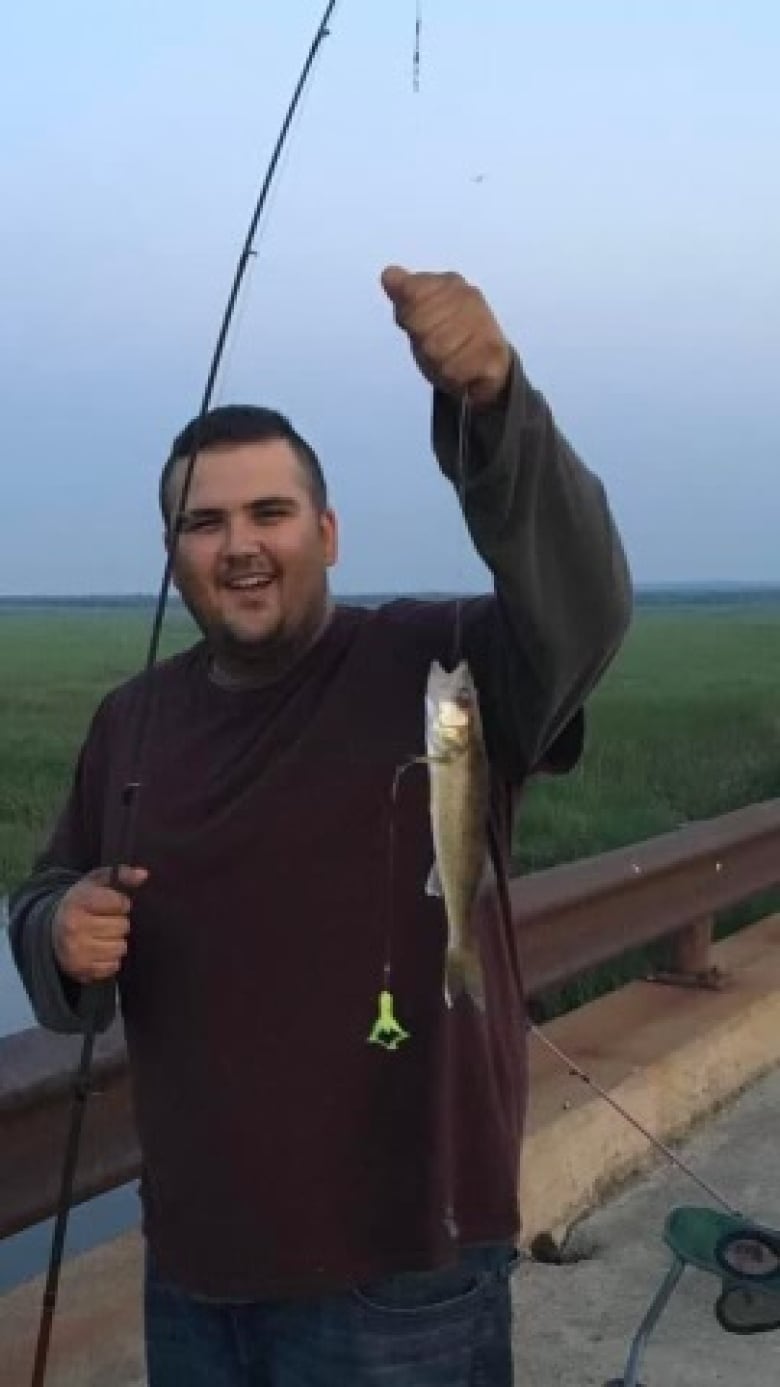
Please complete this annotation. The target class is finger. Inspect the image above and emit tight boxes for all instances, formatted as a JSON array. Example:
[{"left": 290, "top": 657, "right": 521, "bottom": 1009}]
[
  {"left": 382, "top": 267, "right": 462, "bottom": 316},
  {"left": 90, "top": 865, "right": 149, "bottom": 890},
  {"left": 85, "top": 939, "right": 129, "bottom": 964},
  {"left": 78, "top": 885, "right": 135, "bottom": 916},
  {"left": 66, "top": 945, "right": 128, "bottom": 978},
  {"left": 116, "top": 865, "right": 149, "bottom": 889},
  {"left": 395, "top": 294, "right": 464, "bottom": 341},
  {"left": 82, "top": 916, "right": 132, "bottom": 942},
  {"left": 414, "top": 324, "right": 477, "bottom": 378},
  {"left": 380, "top": 263, "right": 411, "bottom": 305},
  {"left": 399, "top": 280, "right": 465, "bottom": 327},
  {"left": 394, "top": 284, "right": 480, "bottom": 346},
  {"left": 437, "top": 336, "right": 509, "bottom": 400}
]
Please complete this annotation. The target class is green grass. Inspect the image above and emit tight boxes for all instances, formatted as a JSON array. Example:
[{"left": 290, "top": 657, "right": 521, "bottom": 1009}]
[
  {"left": 517, "top": 601, "right": 780, "bottom": 1015},
  {"left": 2, "top": 600, "right": 779, "bottom": 1019},
  {"left": 516, "top": 603, "right": 780, "bottom": 872},
  {"left": 0, "top": 608, "right": 195, "bottom": 893}
]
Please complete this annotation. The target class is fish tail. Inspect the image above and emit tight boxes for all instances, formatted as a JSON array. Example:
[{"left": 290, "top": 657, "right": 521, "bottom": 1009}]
[{"left": 444, "top": 946, "right": 486, "bottom": 1012}]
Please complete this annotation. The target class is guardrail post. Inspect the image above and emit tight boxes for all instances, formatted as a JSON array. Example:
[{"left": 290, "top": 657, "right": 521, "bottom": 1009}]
[
  {"left": 650, "top": 915, "right": 723, "bottom": 989},
  {"left": 673, "top": 916, "right": 714, "bottom": 974}
]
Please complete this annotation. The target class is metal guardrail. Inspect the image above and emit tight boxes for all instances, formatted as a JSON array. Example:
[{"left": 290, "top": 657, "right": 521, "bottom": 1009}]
[
  {"left": 516, "top": 798, "right": 780, "bottom": 995},
  {"left": 0, "top": 1024, "right": 133, "bottom": 1240},
  {"left": 2, "top": 797, "right": 780, "bottom": 1241}
]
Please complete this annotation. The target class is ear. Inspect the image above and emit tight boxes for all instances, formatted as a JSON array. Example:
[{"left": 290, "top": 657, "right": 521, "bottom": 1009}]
[{"left": 320, "top": 508, "right": 338, "bottom": 568}]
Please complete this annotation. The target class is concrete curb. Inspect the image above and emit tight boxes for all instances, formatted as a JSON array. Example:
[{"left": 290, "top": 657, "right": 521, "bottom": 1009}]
[{"left": 520, "top": 913, "right": 780, "bottom": 1246}]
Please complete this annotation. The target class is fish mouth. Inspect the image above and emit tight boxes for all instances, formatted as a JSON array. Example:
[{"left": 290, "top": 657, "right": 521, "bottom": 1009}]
[{"left": 438, "top": 697, "right": 471, "bottom": 727}]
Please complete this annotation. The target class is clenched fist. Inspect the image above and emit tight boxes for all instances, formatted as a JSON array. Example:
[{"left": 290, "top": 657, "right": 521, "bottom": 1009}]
[
  {"left": 381, "top": 266, "right": 512, "bottom": 408},
  {"left": 52, "top": 865, "right": 148, "bottom": 985}
]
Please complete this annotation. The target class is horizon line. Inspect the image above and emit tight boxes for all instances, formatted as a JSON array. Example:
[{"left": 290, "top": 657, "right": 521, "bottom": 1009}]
[{"left": 2, "top": 580, "right": 780, "bottom": 603}]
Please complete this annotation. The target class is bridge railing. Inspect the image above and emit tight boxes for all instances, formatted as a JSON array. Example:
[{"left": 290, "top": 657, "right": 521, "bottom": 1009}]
[{"left": 2, "top": 798, "right": 779, "bottom": 1241}]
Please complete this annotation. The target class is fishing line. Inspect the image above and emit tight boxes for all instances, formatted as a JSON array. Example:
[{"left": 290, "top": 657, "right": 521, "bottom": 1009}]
[
  {"left": 480, "top": 657, "right": 747, "bottom": 1224},
  {"left": 528, "top": 1022, "right": 743, "bottom": 1218},
  {"left": 400, "top": 0, "right": 748, "bottom": 1273},
  {"left": 372, "top": 385, "right": 471, "bottom": 1048},
  {"left": 367, "top": 758, "right": 419, "bottom": 1051},
  {"left": 413, "top": 0, "right": 423, "bottom": 92},
  {"left": 371, "top": 4, "right": 475, "bottom": 1258},
  {"left": 371, "top": 1, "right": 465, "bottom": 1047},
  {"left": 449, "top": 391, "right": 471, "bottom": 669},
  {"left": 29, "top": 6, "right": 339, "bottom": 1384}
]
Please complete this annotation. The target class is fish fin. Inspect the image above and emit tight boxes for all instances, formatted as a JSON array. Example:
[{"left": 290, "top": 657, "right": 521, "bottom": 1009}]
[
  {"left": 426, "top": 860, "right": 443, "bottom": 897},
  {"left": 444, "top": 947, "right": 487, "bottom": 1012}
]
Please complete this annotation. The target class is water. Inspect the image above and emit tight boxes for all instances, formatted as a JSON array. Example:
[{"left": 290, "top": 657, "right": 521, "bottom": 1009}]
[
  {"left": 0, "top": 904, "right": 36, "bottom": 1035},
  {"left": 0, "top": 1186, "right": 141, "bottom": 1296},
  {"left": 0, "top": 899, "right": 140, "bottom": 1294}
]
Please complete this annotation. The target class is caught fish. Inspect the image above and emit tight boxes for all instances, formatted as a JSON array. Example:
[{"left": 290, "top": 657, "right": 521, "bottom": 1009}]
[{"left": 425, "top": 659, "right": 490, "bottom": 1010}]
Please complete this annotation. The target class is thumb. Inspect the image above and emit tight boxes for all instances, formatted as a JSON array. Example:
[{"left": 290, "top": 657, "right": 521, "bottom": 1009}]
[
  {"left": 380, "top": 264, "right": 412, "bottom": 307},
  {"left": 117, "top": 866, "right": 150, "bottom": 889},
  {"left": 90, "top": 865, "right": 149, "bottom": 890}
]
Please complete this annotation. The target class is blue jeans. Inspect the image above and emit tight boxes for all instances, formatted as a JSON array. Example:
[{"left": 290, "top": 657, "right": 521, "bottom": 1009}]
[{"left": 145, "top": 1243, "right": 519, "bottom": 1386}]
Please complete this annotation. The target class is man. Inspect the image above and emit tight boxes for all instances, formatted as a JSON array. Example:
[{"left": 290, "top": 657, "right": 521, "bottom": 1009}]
[{"left": 10, "top": 265, "right": 632, "bottom": 1385}]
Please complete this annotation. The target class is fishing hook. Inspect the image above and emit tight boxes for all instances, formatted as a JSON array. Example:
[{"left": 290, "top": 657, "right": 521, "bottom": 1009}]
[{"left": 29, "top": 5, "right": 339, "bottom": 1383}]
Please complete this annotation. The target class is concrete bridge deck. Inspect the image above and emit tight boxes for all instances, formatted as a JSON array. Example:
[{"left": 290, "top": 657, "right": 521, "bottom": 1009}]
[{"left": 521, "top": 1063, "right": 780, "bottom": 1385}]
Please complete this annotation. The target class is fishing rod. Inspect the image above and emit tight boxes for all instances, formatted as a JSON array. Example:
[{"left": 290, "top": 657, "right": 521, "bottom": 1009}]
[
  {"left": 28, "top": 6, "right": 339, "bottom": 1383},
  {"left": 528, "top": 1022, "right": 742, "bottom": 1218},
  {"left": 484, "top": 828, "right": 744, "bottom": 1224}
]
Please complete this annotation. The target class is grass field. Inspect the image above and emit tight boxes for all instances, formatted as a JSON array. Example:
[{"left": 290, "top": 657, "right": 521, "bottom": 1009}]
[
  {"left": 2, "top": 598, "right": 779, "bottom": 1003},
  {"left": 0, "top": 606, "right": 195, "bottom": 894},
  {"left": 518, "top": 600, "right": 780, "bottom": 872}
]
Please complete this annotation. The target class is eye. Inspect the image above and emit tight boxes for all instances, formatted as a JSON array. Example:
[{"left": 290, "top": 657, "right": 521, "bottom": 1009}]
[
  {"left": 251, "top": 504, "right": 293, "bottom": 524},
  {"left": 178, "top": 514, "right": 220, "bottom": 534}
]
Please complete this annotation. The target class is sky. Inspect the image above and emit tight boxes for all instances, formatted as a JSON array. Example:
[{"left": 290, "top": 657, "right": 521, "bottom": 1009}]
[{"left": 1, "top": 0, "right": 778, "bottom": 596}]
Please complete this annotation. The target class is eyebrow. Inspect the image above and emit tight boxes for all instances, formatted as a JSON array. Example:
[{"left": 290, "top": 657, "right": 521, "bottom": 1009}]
[{"left": 178, "top": 495, "right": 300, "bottom": 523}]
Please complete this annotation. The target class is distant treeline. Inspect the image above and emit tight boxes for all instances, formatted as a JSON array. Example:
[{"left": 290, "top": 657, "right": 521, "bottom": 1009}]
[{"left": 2, "top": 585, "right": 780, "bottom": 613}]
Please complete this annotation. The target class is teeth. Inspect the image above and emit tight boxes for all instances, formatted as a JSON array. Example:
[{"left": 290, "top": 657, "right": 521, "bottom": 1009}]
[{"left": 228, "top": 577, "right": 272, "bottom": 590}]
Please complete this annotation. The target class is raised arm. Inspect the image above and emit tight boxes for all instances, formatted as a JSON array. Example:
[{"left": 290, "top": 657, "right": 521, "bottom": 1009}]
[{"left": 382, "top": 264, "right": 633, "bottom": 777}]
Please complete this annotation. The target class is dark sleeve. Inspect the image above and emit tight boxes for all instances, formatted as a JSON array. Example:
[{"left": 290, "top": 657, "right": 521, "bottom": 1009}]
[
  {"left": 432, "top": 350, "right": 633, "bottom": 781},
  {"left": 8, "top": 702, "right": 118, "bottom": 1036}
]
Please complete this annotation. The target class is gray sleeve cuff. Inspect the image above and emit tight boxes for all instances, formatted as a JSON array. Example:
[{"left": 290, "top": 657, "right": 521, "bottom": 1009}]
[{"left": 8, "top": 874, "right": 117, "bottom": 1036}]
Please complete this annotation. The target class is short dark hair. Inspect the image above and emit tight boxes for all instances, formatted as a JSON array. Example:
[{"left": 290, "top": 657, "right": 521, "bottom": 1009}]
[{"left": 159, "top": 405, "right": 328, "bottom": 526}]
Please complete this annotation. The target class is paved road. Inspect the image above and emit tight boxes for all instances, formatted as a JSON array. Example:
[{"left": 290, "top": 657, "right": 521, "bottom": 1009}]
[{"left": 516, "top": 1064, "right": 780, "bottom": 1385}]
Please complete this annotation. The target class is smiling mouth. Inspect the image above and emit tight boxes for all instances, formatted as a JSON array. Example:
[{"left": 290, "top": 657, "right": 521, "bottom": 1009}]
[{"left": 223, "top": 575, "right": 275, "bottom": 592}]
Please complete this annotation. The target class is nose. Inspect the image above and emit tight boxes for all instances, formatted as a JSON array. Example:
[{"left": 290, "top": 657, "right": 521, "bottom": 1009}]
[{"left": 220, "top": 511, "right": 263, "bottom": 559}]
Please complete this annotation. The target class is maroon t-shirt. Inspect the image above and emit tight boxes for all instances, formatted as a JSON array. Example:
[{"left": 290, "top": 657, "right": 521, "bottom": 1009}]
[
  {"left": 11, "top": 357, "right": 632, "bottom": 1298},
  {"left": 37, "top": 598, "right": 571, "bottom": 1298}
]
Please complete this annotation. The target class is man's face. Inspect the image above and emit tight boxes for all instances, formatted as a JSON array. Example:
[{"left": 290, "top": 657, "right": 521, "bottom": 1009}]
[{"left": 166, "top": 439, "right": 338, "bottom": 663}]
